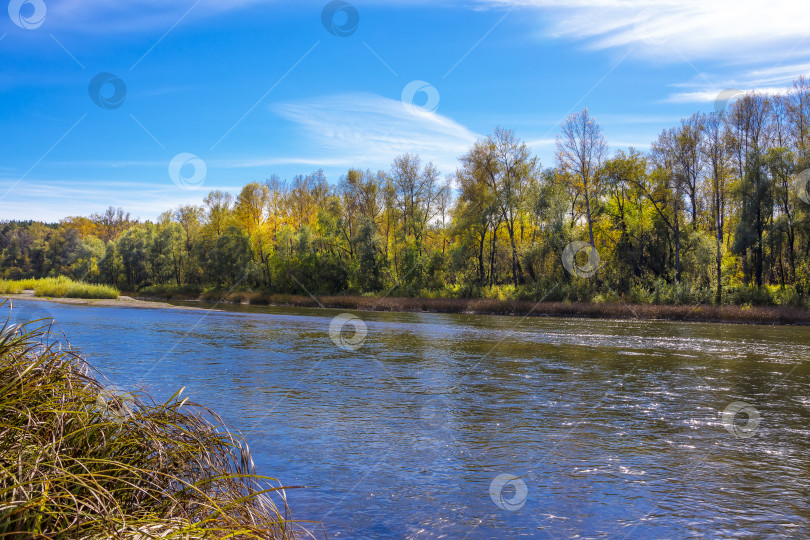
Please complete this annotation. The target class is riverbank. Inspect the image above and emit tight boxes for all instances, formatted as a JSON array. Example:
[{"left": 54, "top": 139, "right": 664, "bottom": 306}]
[
  {"left": 7, "top": 289, "right": 810, "bottom": 325},
  {"left": 155, "top": 292, "right": 810, "bottom": 325},
  {"left": 2, "top": 290, "right": 208, "bottom": 311}
]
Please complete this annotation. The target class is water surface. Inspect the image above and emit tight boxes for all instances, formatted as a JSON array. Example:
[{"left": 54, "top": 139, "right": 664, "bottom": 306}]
[{"left": 8, "top": 299, "right": 810, "bottom": 538}]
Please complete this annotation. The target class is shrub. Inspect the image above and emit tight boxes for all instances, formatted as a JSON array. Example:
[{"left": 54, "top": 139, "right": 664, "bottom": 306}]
[
  {"left": 138, "top": 284, "right": 202, "bottom": 299},
  {"left": 726, "top": 284, "right": 776, "bottom": 306}
]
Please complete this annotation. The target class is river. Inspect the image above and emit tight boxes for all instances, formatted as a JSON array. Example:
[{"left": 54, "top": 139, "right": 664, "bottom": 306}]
[{"left": 8, "top": 299, "right": 810, "bottom": 538}]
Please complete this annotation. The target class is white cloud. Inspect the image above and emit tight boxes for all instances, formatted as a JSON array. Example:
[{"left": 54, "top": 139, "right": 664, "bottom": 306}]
[
  {"left": 211, "top": 157, "right": 350, "bottom": 169},
  {"left": 525, "top": 138, "right": 555, "bottom": 147},
  {"left": 660, "top": 60, "right": 810, "bottom": 104},
  {"left": 740, "top": 62, "right": 810, "bottom": 87},
  {"left": 663, "top": 87, "right": 789, "bottom": 105},
  {"left": 479, "top": 0, "right": 810, "bottom": 64},
  {"left": 0, "top": 177, "right": 223, "bottom": 221},
  {"left": 274, "top": 93, "right": 481, "bottom": 174}
]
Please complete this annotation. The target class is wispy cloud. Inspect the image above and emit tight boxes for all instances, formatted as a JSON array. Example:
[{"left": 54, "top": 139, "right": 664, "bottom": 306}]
[
  {"left": 274, "top": 93, "right": 480, "bottom": 174},
  {"left": 525, "top": 138, "right": 555, "bottom": 148},
  {"left": 661, "top": 60, "right": 810, "bottom": 104},
  {"left": 479, "top": 0, "right": 810, "bottom": 64},
  {"left": 663, "top": 87, "right": 789, "bottom": 105},
  {"left": 0, "top": 177, "right": 224, "bottom": 221},
  {"left": 739, "top": 62, "right": 810, "bottom": 87},
  {"left": 212, "top": 157, "right": 350, "bottom": 169}
]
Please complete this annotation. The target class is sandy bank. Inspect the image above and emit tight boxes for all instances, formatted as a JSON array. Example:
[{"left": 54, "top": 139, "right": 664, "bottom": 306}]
[{"left": 1, "top": 290, "right": 210, "bottom": 311}]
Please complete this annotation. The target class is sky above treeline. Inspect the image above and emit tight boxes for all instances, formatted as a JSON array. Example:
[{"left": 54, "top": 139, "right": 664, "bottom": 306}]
[{"left": 2, "top": 0, "right": 809, "bottom": 221}]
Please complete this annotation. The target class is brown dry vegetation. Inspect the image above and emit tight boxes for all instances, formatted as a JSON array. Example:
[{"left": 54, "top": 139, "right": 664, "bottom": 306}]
[{"left": 188, "top": 292, "right": 810, "bottom": 325}]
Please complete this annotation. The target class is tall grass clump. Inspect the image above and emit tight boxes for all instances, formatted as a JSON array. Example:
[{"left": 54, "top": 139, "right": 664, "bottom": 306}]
[
  {"left": 0, "top": 280, "right": 24, "bottom": 294},
  {"left": 33, "top": 276, "right": 119, "bottom": 299},
  {"left": 0, "top": 277, "right": 120, "bottom": 299},
  {"left": 0, "top": 303, "right": 310, "bottom": 539}
]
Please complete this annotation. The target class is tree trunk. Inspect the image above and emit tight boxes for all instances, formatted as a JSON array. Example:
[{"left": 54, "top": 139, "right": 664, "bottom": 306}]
[
  {"left": 674, "top": 196, "right": 681, "bottom": 283},
  {"left": 478, "top": 227, "right": 487, "bottom": 286},
  {"left": 505, "top": 217, "right": 523, "bottom": 286},
  {"left": 755, "top": 181, "right": 764, "bottom": 288},
  {"left": 584, "top": 188, "right": 596, "bottom": 248}
]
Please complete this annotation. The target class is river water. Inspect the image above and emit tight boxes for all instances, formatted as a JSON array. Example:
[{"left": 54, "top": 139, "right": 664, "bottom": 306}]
[{"left": 7, "top": 299, "right": 810, "bottom": 538}]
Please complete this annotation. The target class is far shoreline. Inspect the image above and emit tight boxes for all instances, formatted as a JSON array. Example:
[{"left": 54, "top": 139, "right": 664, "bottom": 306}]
[
  {"left": 6, "top": 290, "right": 810, "bottom": 326},
  {"left": 2, "top": 291, "right": 208, "bottom": 312}
]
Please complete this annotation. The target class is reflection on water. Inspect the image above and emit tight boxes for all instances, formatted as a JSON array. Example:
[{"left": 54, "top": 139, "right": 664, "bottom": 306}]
[{"left": 8, "top": 299, "right": 810, "bottom": 538}]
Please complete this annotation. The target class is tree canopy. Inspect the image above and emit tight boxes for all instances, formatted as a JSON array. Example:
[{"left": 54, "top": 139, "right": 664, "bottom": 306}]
[{"left": 5, "top": 79, "right": 810, "bottom": 307}]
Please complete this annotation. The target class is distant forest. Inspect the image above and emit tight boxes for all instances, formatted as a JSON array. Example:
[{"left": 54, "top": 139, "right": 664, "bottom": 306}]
[{"left": 5, "top": 77, "right": 810, "bottom": 306}]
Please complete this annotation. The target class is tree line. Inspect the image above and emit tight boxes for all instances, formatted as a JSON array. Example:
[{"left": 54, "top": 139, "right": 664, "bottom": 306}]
[{"left": 4, "top": 77, "right": 810, "bottom": 306}]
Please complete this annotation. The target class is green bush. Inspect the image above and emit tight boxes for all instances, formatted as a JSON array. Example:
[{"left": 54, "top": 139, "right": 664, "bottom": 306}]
[
  {"left": 724, "top": 284, "right": 807, "bottom": 307},
  {"left": 726, "top": 284, "right": 776, "bottom": 306},
  {"left": 773, "top": 286, "right": 806, "bottom": 307},
  {"left": 138, "top": 283, "right": 202, "bottom": 299}
]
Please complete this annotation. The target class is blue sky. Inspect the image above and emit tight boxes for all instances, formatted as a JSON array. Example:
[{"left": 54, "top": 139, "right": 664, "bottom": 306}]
[{"left": 2, "top": 0, "right": 809, "bottom": 221}]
